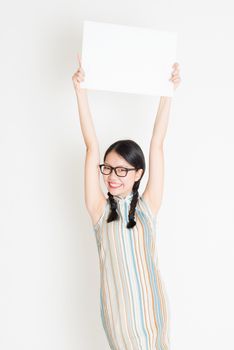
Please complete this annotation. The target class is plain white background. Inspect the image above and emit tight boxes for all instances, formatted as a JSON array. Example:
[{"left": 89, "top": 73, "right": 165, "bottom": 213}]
[{"left": 1, "top": 1, "right": 234, "bottom": 349}]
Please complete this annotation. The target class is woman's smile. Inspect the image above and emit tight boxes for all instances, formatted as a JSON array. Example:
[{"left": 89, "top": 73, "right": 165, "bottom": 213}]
[{"left": 108, "top": 182, "right": 122, "bottom": 188}]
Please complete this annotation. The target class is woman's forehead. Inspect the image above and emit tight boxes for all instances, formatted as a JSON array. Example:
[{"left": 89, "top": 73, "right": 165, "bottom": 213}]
[{"left": 104, "top": 154, "right": 130, "bottom": 167}]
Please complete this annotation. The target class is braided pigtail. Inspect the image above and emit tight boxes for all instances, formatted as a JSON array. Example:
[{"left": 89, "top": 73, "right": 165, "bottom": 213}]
[
  {"left": 126, "top": 182, "right": 140, "bottom": 229},
  {"left": 106, "top": 191, "right": 119, "bottom": 223}
]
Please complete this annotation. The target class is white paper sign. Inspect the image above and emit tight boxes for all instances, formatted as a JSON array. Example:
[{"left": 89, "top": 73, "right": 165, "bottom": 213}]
[{"left": 80, "top": 20, "right": 178, "bottom": 97}]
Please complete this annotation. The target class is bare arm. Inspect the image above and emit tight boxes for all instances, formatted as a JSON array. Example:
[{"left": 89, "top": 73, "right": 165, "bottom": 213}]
[
  {"left": 72, "top": 56, "right": 106, "bottom": 219},
  {"left": 75, "top": 89, "right": 99, "bottom": 149},
  {"left": 142, "top": 96, "right": 172, "bottom": 215},
  {"left": 142, "top": 63, "right": 181, "bottom": 215}
]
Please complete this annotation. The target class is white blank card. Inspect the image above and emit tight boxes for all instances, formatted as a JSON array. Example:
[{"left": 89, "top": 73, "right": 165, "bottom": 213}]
[{"left": 80, "top": 21, "right": 178, "bottom": 97}]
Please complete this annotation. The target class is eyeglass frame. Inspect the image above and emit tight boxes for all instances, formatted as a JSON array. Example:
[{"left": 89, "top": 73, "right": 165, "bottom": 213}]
[{"left": 99, "top": 163, "right": 137, "bottom": 177}]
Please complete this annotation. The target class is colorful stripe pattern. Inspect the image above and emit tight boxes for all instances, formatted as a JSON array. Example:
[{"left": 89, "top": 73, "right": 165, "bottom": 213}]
[{"left": 93, "top": 191, "right": 170, "bottom": 350}]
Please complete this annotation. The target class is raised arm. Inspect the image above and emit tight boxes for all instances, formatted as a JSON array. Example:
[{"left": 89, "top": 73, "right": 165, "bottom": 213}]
[
  {"left": 72, "top": 55, "right": 106, "bottom": 221},
  {"left": 142, "top": 63, "right": 181, "bottom": 216}
]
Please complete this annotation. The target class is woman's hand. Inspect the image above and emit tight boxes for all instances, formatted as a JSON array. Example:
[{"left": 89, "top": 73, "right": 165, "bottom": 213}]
[
  {"left": 169, "top": 62, "right": 181, "bottom": 91},
  {"left": 72, "top": 54, "right": 86, "bottom": 93}
]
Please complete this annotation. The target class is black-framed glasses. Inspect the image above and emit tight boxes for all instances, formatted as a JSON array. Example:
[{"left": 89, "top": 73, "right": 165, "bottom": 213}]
[{"left": 99, "top": 164, "right": 136, "bottom": 177}]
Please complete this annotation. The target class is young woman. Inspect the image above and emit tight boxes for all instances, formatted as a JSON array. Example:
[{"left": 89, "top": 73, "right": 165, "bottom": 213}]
[{"left": 72, "top": 54, "right": 181, "bottom": 350}]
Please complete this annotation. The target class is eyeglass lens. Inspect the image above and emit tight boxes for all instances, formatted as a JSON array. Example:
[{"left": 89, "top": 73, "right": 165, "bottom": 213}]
[{"left": 101, "top": 165, "right": 127, "bottom": 177}]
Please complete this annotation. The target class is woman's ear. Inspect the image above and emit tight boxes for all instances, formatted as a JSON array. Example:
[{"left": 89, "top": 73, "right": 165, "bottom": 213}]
[{"left": 135, "top": 168, "right": 144, "bottom": 181}]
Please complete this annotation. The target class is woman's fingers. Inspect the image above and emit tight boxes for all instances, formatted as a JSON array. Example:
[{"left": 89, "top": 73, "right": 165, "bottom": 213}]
[
  {"left": 171, "top": 73, "right": 180, "bottom": 79},
  {"left": 172, "top": 62, "right": 179, "bottom": 69},
  {"left": 168, "top": 63, "right": 181, "bottom": 90},
  {"left": 170, "top": 76, "right": 181, "bottom": 82},
  {"left": 75, "top": 75, "right": 83, "bottom": 83},
  {"left": 72, "top": 55, "right": 85, "bottom": 92},
  {"left": 171, "top": 63, "right": 180, "bottom": 76},
  {"left": 172, "top": 67, "right": 179, "bottom": 74},
  {"left": 76, "top": 71, "right": 85, "bottom": 82},
  {"left": 76, "top": 54, "right": 85, "bottom": 76},
  {"left": 172, "top": 63, "right": 180, "bottom": 74},
  {"left": 74, "top": 68, "right": 85, "bottom": 81},
  {"left": 169, "top": 74, "right": 180, "bottom": 81},
  {"left": 172, "top": 69, "right": 179, "bottom": 75},
  {"left": 72, "top": 70, "right": 84, "bottom": 83},
  {"left": 78, "top": 71, "right": 85, "bottom": 80}
]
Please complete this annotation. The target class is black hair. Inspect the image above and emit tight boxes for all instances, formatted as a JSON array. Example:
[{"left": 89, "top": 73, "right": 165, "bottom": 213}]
[{"left": 103, "top": 139, "right": 145, "bottom": 229}]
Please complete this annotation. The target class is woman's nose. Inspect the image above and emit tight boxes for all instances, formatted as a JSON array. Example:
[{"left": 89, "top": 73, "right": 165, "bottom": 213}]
[{"left": 108, "top": 171, "right": 119, "bottom": 181}]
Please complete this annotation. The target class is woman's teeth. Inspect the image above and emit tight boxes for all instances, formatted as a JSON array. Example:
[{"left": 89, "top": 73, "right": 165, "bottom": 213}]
[{"left": 109, "top": 182, "right": 122, "bottom": 188}]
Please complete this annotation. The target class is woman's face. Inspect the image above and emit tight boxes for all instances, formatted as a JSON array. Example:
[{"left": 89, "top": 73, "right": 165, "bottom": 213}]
[{"left": 102, "top": 151, "right": 143, "bottom": 198}]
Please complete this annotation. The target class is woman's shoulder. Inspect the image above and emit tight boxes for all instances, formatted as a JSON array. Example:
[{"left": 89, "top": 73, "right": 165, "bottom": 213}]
[{"left": 137, "top": 195, "right": 157, "bottom": 222}]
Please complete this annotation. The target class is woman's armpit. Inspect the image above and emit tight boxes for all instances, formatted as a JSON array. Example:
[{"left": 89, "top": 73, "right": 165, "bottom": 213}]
[{"left": 93, "top": 199, "right": 109, "bottom": 231}]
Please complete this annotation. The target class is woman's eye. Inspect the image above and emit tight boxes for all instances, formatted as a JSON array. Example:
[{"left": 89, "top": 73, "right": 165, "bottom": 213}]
[{"left": 118, "top": 168, "right": 126, "bottom": 173}]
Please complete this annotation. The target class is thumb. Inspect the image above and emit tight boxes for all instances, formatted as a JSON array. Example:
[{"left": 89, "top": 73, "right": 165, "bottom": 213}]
[{"left": 77, "top": 53, "right": 82, "bottom": 68}]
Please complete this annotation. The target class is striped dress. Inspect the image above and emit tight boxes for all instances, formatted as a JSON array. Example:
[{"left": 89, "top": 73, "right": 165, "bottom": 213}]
[{"left": 93, "top": 190, "right": 170, "bottom": 350}]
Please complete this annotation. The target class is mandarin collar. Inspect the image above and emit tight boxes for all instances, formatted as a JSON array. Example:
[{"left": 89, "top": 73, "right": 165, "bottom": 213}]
[{"left": 112, "top": 190, "right": 134, "bottom": 202}]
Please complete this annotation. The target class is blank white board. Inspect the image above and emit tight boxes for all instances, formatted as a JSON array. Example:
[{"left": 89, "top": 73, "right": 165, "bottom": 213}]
[{"left": 80, "top": 20, "right": 178, "bottom": 97}]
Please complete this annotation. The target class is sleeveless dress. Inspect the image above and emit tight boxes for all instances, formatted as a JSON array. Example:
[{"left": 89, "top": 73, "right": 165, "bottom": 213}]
[{"left": 93, "top": 190, "right": 171, "bottom": 350}]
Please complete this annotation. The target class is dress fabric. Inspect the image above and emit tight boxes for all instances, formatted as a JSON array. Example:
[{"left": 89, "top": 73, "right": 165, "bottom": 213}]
[{"left": 93, "top": 191, "right": 170, "bottom": 350}]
